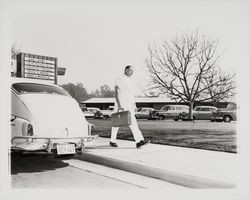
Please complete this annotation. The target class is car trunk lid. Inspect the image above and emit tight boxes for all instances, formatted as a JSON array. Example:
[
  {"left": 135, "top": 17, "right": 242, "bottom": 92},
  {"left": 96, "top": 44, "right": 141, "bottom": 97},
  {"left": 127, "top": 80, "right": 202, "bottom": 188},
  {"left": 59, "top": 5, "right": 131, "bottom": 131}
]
[{"left": 20, "top": 94, "right": 89, "bottom": 138}]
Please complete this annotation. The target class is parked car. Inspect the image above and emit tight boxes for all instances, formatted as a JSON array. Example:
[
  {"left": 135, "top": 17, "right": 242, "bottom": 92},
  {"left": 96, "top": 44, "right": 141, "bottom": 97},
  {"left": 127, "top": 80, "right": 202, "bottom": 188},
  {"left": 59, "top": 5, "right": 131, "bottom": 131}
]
[
  {"left": 151, "top": 104, "right": 189, "bottom": 121},
  {"left": 180, "top": 106, "right": 217, "bottom": 120},
  {"left": 211, "top": 102, "right": 237, "bottom": 122},
  {"left": 82, "top": 107, "right": 101, "bottom": 118},
  {"left": 100, "top": 106, "right": 115, "bottom": 119},
  {"left": 11, "top": 78, "right": 96, "bottom": 155},
  {"left": 93, "top": 110, "right": 105, "bottom": 119},
  {"left": 135, "top": 107, "right": 155, "bottom": 119}
]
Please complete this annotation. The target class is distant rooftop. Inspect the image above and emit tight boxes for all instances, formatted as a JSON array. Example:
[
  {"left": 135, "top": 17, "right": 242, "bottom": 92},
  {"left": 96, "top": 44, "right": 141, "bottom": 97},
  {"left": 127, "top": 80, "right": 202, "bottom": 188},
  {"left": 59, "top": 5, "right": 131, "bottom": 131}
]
[{"left": 82, "top": 97, "right": 174, "bottom": 104}]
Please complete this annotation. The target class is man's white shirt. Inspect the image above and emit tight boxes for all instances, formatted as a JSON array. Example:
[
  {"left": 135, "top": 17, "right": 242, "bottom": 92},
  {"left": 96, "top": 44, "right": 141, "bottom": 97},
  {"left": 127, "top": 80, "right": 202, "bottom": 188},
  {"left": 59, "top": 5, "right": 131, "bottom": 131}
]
[{"left": 114, "top": 74, "right": 136, "bottom": 111}]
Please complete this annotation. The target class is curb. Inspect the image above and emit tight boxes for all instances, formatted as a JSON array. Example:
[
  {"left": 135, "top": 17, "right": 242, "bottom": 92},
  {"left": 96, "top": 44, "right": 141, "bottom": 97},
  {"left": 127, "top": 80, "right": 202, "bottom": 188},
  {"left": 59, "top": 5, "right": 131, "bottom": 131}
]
[{"left": 76, "top": 152, "right": 235, "bottom": 189}]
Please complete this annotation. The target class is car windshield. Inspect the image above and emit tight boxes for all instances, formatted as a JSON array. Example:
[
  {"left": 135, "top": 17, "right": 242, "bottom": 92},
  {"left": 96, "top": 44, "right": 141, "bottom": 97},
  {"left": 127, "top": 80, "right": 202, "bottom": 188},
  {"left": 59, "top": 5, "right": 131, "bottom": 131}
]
[
  {"left": 161, "top": 106, "right": 169, "bottom": 111},
  {"left": 82, "top": 108, "right": 88, "bottom": 111},
  {"left": 200, "top": 108, "right": 210, "bottom": 111},
  {"left": 226, "top": 103, "right": 237, "bottom": 110},
  {"left": 194, "top": 107, "right": 201, "bottom": 111},
  {"left": 137, "top": 108, "right": 142, "bottom": 112},
  {"left": 12, "top": 83, "right": 70, "bottom": 96},
  {"left": 89, "top": 108, "right": 99, "bottom": 112}
]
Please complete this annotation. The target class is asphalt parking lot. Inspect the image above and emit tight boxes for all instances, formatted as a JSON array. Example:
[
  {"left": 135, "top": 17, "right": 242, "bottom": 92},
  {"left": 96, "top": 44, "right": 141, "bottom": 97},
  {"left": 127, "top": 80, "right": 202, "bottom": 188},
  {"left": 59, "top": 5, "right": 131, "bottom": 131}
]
[{"left": 88, "top": 119, "right": 237, "bottom": 153}]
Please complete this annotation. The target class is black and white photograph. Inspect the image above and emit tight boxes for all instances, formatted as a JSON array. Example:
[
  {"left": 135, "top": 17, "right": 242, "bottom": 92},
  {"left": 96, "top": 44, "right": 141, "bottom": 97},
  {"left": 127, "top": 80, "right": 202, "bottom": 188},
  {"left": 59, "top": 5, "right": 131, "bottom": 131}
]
[{"left": 0, "top": 0, "right": 250, "bottom": 199}]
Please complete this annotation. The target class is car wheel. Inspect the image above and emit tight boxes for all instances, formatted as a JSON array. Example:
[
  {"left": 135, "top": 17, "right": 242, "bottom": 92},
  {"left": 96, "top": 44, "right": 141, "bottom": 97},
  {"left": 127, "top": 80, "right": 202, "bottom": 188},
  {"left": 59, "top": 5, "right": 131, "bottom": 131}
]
[
  {"left": 223, "top": 115, "right": 232, "bottom": 123},
  {"left": 158, "top": 115, "right": 165, "bottom": 120},
  {"left": 174, "top": 115, "right": 180, "bottom": 121}
]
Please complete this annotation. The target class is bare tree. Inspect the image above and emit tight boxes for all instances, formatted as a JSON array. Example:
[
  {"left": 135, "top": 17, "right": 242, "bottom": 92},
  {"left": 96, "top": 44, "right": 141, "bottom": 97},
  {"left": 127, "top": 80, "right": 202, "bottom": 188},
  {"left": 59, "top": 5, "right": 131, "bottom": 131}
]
[
  {"left": 61, "top": 82, "right": 89, "bottom": 103},
  {"left": 145, "top": 32, "right": 236, "bottom": 119},
  {"left": 11, "top": 44, "right": 22, "bottom": 76},
  {"left": 11, "top": 43, "right": 21, "bottom": 63},
  {"left": 200, "top": 69, "right": 236, "bottom": 106},
  {"left": 99, "top": 85, "right": 115, "bottom": 97},
  {"left": 89, "top": 85, "right": 115, "bottom": 98}
]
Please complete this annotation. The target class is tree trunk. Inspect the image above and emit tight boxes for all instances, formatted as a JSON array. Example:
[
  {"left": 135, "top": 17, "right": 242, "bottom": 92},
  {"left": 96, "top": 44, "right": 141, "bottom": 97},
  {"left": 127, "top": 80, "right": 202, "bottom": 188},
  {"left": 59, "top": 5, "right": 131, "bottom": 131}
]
[{"left": 188, "top": 101, "right": 194, "bottom": 120}]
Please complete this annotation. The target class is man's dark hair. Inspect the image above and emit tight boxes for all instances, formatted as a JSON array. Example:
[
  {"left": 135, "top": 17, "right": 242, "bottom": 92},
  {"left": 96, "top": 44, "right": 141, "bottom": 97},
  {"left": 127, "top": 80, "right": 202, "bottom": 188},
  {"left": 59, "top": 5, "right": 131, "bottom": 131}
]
[{"left": 124, "top": 65, "right": 132, "bottom": 71}]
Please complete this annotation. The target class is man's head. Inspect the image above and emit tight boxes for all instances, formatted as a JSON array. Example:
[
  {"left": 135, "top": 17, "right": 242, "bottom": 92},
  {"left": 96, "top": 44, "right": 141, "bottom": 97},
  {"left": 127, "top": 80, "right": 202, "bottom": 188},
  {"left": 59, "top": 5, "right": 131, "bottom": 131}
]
[{"left": 124, "top": 65, "right": 134, "bottom": 77}]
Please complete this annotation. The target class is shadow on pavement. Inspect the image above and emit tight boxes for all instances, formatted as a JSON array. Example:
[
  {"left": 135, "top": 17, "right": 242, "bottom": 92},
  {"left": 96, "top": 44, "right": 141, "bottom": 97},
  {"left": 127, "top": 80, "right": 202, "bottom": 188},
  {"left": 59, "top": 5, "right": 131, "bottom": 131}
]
[
  {"left": 86, "top": 145, "right": 136, "bottom": 150},
  {"left": 11, "top": 153, "right": 70, "bottom": 175}
]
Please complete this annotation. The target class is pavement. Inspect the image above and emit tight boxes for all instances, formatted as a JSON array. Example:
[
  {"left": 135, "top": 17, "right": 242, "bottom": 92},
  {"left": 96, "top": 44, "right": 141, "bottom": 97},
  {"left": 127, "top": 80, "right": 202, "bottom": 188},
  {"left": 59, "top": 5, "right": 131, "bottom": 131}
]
[{"left": 76, "top": 137, "right": 238, "bottom": 189}]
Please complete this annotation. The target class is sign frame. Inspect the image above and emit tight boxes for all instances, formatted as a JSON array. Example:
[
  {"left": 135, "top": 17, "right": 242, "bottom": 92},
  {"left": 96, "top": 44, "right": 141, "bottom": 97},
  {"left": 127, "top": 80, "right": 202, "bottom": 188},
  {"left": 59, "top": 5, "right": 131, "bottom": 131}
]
[{"left": 16, "top": 52, "right": 58, "bottom": 84}]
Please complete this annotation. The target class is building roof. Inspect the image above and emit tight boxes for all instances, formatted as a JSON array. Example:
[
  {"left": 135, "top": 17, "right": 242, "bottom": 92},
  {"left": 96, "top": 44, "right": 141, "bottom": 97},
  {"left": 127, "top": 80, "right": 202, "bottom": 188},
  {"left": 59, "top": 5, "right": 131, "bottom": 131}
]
[{"left": 82, "top": 97, "right": 174, "bottom": 104}]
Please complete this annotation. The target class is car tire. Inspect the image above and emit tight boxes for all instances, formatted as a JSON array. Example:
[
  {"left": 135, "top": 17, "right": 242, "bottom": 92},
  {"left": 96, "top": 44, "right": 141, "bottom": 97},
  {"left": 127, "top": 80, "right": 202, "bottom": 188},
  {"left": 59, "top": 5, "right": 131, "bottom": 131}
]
[
  {"left": 223, "top": 115, "right": 232, "bottom": 123},
  {"left": 174, "top": 115, "right": 180, "bottom": 121},
  {"left": 159, "top": 115, "right": 165, "bottom": 120}
]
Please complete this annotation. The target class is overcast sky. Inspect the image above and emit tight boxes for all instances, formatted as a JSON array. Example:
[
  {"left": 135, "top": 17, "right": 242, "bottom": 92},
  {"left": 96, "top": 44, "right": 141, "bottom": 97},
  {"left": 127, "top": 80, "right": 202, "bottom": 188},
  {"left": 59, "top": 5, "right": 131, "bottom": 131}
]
[{"left": 10, "top": 0, "right": 250, "bottom": 94}]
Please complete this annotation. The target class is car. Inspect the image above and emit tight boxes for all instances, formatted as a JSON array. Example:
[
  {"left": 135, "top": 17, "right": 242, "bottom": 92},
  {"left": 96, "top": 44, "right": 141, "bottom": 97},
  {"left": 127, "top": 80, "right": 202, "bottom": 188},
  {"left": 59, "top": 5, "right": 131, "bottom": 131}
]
[
  {"left": 100, "top": 106, "right": 115, "bottom": 119},
  {"left": 81, "top": 107, "right": 101, "bottom": 118},
  {"left": 93, "top": 109, "right": 105, "bottom": 119},
  {"left": 11, "top": 78, "right": 97, "bottom": 155},
  {"left": 81, "top": 107, "right": 94, "bottom": 118},
  {"left": 151, "top": 104, "right": 189, "bottom": 121},
  {"left": 135, "top": 107, "right": 155, "bottom": 119},
  {"left": 210, "top": 102, "right": 237, "bottom": 122},
  {"left": 180, "top": 106, "right": 217, "bottom": 120}
]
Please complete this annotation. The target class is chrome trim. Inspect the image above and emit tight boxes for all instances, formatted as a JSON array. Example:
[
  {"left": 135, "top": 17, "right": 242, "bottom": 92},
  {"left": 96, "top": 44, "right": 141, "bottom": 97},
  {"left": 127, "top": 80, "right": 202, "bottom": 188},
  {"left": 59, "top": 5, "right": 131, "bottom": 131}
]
[{"left": 11, "top": 135, "right": 98, "bottom": 153}]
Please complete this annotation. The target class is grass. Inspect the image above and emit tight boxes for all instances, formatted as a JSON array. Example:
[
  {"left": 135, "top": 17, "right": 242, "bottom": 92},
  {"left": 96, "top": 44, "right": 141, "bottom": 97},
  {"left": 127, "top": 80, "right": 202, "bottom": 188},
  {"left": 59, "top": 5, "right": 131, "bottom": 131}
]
[{"left": 88, "top": 119, "right": 237, "bottom": 153}]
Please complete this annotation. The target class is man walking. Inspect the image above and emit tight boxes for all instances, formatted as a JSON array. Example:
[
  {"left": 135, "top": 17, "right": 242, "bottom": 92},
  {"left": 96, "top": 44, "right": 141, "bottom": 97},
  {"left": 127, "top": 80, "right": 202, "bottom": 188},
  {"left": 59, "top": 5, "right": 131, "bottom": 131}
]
[{"left": 110, "top": 65, "right": 150, "bottom": 148}]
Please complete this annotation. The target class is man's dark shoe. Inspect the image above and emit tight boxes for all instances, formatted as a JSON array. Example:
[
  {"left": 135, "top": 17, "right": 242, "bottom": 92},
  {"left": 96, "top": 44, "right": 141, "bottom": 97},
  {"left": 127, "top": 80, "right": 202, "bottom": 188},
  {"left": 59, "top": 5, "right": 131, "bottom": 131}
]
[
  {"left": 109, "top": 141, "right": 118, "bottom": 147},
  {"left": 136, "top": 140, "right": 150, "bottom": 148}
]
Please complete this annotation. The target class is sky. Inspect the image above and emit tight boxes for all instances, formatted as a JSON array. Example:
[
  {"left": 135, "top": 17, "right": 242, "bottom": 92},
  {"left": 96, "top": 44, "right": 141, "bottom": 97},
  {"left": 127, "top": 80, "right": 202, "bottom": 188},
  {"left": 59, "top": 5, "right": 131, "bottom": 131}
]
[{"left": 9, "top": 0, "right": 250, "bottom": 94}]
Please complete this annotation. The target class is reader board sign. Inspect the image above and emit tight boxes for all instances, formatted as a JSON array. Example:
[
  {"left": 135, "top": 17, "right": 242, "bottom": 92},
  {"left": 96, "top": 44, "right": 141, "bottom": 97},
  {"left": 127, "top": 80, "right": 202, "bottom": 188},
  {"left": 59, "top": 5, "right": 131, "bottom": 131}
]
[{"left": 16, "top": 53, "right": 57, "bottom": 84}]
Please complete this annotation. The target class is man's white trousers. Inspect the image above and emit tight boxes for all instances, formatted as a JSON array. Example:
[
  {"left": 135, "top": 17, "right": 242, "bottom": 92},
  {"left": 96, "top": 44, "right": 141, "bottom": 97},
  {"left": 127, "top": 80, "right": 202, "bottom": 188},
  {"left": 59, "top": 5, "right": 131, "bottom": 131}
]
[{"left": 110, "top": 111, "right": 144, "bottom": 143}]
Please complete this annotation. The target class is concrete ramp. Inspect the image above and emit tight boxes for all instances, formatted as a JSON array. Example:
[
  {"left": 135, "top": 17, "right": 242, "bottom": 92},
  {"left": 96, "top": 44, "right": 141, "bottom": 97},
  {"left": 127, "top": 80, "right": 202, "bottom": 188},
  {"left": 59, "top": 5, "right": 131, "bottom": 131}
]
[{"left": 77, "top": 137, "right": 237, "bottom": 188}]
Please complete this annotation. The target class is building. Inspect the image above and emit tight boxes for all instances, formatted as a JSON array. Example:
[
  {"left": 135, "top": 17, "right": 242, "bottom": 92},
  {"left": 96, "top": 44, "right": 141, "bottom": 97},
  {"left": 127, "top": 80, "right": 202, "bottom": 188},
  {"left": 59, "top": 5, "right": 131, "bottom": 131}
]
[
  {"left": 81, "top": 97, "right": 231, "bottom": 110},
  {"left": 81, "top": 97, "right": 180, "bottom": 110}
]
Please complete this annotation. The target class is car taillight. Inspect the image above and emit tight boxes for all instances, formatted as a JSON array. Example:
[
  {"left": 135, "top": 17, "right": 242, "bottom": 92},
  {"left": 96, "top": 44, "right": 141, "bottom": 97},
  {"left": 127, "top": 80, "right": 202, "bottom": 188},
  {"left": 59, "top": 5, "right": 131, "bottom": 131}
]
[
  {"left": 27, "top": 124, "right": 34, "bottom": 136},
  {"left": 22, "top": 122, "right": 34, "bottom": 136},
  {"left": 88, "top": 123, "right": 95, "bottom": 136}
]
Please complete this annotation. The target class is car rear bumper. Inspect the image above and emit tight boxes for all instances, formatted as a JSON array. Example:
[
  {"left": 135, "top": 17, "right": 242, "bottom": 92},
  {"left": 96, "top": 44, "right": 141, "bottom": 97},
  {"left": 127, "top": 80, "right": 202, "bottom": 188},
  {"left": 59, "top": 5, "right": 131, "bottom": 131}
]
[{"left": 11, "top": 135, "right": 98, "bottom": 154}]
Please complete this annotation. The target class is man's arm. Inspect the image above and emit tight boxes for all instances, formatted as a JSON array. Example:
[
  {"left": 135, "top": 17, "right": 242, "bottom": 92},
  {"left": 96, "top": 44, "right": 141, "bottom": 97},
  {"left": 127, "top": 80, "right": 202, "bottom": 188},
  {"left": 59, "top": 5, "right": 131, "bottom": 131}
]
[{"left": 115, "top": 85, "right": 123, "bottom": 111}]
